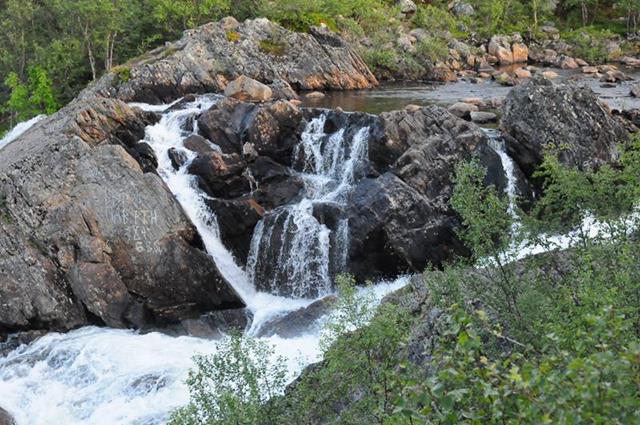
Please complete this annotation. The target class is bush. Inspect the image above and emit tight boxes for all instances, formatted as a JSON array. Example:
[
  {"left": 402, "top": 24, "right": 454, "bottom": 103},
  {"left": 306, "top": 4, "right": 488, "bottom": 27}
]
[{"left": 170, "top": 336, "right": 288, "bottom": 425}]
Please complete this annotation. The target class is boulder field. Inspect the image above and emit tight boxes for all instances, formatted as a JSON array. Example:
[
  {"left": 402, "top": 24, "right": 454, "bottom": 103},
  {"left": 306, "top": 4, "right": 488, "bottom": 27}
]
[{"left": 0, "top": 17, "right": 631, "bottom": 339}]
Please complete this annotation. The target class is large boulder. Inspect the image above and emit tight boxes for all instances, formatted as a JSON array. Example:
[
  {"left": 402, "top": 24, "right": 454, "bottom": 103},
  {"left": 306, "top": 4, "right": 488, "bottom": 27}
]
[
  {"left": 348, "top": 106, "right": 508, "bottom": 280},
  {"left": 0, "top": 98, "right": 244, "bottom": 338},
  {"left": 501, "top": 77, "right": 628, "bottom": 188},
  {"left": 81, "top": 18, "right": 377, "bottom": 104},
  {"left": 224, "top": 75, "right": 273, "bottom": 102}
]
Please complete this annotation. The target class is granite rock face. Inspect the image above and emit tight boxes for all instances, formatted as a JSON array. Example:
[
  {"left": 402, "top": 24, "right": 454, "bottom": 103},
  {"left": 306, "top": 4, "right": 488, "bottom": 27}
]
[
  {"left": 0, "top": 98, "right": 244, "bottom": 338},
  {"left": 501, "top": 77, "right": 628, "bottom": 189},
  {"left": 81, "top": 18, "right": 378, "bottom": 104}
]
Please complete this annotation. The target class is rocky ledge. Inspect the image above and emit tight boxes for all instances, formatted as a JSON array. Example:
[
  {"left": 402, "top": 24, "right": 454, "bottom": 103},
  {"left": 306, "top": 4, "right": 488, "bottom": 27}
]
[{"left": 81, "top": 17, "right": 378, "bottom": 104}]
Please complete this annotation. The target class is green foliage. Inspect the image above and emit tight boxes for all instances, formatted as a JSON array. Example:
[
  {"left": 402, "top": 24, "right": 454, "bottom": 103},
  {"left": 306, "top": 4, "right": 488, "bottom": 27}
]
[
  {"left": 112, "top": 66, "right": 131, "bottom": 85},
  {"left": 169, "top": 335, "right": 287, "bottom": 425},
  {"left": 415, "top": 38, "right": 450, "bottom": 63},
  {"left": 3, "top": 66, "right": 58, "bottom": 124},
  {"left": 395, "top": 305, "right": 640, "bottom": 424},
  {"left": 562, "top": 27, "right": 619, "bottom": 62}
]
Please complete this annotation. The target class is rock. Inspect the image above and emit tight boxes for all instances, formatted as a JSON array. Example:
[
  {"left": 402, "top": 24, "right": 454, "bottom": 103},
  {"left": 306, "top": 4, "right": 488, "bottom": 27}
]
[
  {"left": 349, "top": 106, "right": 508, "bottom": 279},
  {"left": 540, "top": 25, "right": 559, "bottom": 36},
  {"left": 447, "top": 102, "right": 478, "bottom": 119},
  {"left": 495, "top": 72, "right": 516, "bottom": 86},
  {"left": 488, "top": 35, "right": 514, "bottom": 65},
  {"left": 247, "top": 101, "right": 305, "bottom": 164},
  {"left": 255, "top": 295, "right": 338, "bottom": 338},
  {"left": 600, "top": 70, "right": 631, "bottom": 83},
  {"left": 269, "top": 79, "right": 298, "bottom": 100},
  {"left": 450, "top": 1, "right": 475, "bottom": 17},
  {"left": 575, "top": 58, "right": 589, "bottom": 67},
  {"left": 631, "top": 84, "right": 640, "bottom": 98},
  {"left": 197, "top": 98, "right": 256, "bottom": 154},
  {"left": 0, "top": 408, "right": 14, "bottom": 425},
  {"left": 461, "top": 97, "right": 485, "bottom": 107},
  {"left": 250, "top": 156, "right": 304, "bottom": 209},
  {"left": 397, "top": 0, "right": 417, "bottom": 15},
  {"left": 204, "top": 198, "right": 263, "bottom": 264},
  {"left": 541, "top": 70, "right": 559, "bottom": 79},
  {"left": 0, "top": 98, "right": 244, "bottom": 337},
  {"left": 430, "top": 65, "right": 457, "bottom": 82},
  {"left": 582, "top": 66, "right": 599, "bottom": 74},
  {"left": 511, "top": 42, "right": 529, "bottom": 63},
  {"left": 188, "top": 152, "right": 251, "bottom": 199},
  {"left": 501, "top": 77, "right": 628, "bottom": 189},
  {"left": 184, "top": 134, "right": 218, "bottom": 154},
  {"left": 514, "top": 68, "right": 532, "bottom": 79},
  {"left": 606, "top": 41, "right": 623, "bottom": 60},
  {"left": 167, "top": 147, "right": 188, "bottom": 170},
  {"left": 162, "top": 308, "right": 252, "bottom": 338},
  {"left": 81, "top": 18, "right": 377, "bottom": 103},
  {"left": 558, "top": 55, "right": 579, "bottom": 69},
  {"left": 305, "top": 91, "right": 326, "bottom": 99},
  {"left": 470, "top": 111, "right": 498, "bottom": 124},
  {"left": 224, "top": 75, "right": 273, "bottom": 102}
]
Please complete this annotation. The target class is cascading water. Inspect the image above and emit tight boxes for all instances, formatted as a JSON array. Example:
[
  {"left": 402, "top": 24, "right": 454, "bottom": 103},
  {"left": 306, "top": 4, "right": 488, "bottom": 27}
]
[
  {"left": 247, "top": 114, "right": 370, "bottom": 298},
  {"left": 0, "top": 98, "right": 405, "bottom": 425},
  {"left": 485, "top": 128, "right": 519, "bottom": 223},
  {"left": 0, "top": 114, "right": 46, "bottom": 150}
]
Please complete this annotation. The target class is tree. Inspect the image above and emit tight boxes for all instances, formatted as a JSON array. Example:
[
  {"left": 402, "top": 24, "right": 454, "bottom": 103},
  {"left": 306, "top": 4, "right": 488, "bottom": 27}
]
[{"left": 3, "top": 66, "right": 58, "bottom": 125}]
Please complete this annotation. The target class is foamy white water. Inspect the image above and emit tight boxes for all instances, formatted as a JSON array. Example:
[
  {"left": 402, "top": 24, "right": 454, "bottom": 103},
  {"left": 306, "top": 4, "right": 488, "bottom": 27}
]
[
  {"left": 247, "top": 113, "right": 370, "bottom": 298},
  {"left": 0, "top": 115, "right": 46, "bottom": 150},
  {"left": 0, "top": 97, "right": 408, "bottom": 425}
]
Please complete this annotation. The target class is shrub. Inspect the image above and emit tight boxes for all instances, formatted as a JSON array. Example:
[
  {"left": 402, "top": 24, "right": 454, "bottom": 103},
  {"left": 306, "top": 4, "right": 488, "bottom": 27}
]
[{"left": 170, "top": 336, "right": 288, "bottom": 425}]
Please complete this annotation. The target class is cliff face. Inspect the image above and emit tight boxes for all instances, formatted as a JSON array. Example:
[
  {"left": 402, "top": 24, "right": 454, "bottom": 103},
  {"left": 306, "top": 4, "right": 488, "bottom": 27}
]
[
  {"left": 81, "top": 17, "right": 378, "bottom": 104},
  {"left": 0, "top": 98, "right": 244, "bottom": 337}
]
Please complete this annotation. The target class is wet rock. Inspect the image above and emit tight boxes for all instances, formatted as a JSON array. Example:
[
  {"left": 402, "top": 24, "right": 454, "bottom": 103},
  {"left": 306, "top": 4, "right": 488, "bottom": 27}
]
[
  {"left": 81, "top": 18, "right": 377, "bottom": 104},
  {"left": 0, "top": 98, "right": 244, "bottom": 337},
  {"left": 247, "top": 101, "right": 305, "bottom": 165},
  {"left": 541, "top": 70, "right": 559, "bottom": 79},
  {"left": 631, "top": 84, "right": 640, "bottom": 98},
  {"left": 188, "top": 152, "right": 251, "bottom": 198},
  {"left": 197, "top": 98, "right": 256, "bottom": 154},
  {"left": 255, "top": 295, "right": 338, "bottom": 338},
  {"left": 501, "top": 77, "right": 628, "bottom": 190},
  {"left": 0, "top": 408, "right": 14, "bottom": 425},
  {"left": 430, "top": 65, "right": 457, "bottom": 82},
  {"left": 582, "top": 66, "right": 599, "bottom": 74},
  {"left": 184, "top": 134, "right": 218, "bottom": 154},
  {"left": 206, "top": 198, "right": 263, "bottom": 263},
  {"left": 167, "top": 147, "right": 187, "bottom": 170},
  {"left": 224, "top": 75, "right": 273, "bottom": 103},
  {"left": 514, "top": 68, "right": 532, "bottom": 79},
  {"left": 161, "top": 308, "right": 253, "bottom": 338},
  {"left": 349, "top": 106, "right": 507, "bottom": 279},
  {"left": 250, "top": 156, "right": 304, "bottom": 209},
  {"left": 133, "top": 142, "right": 158, "bottom": 173},
  {"left": 470, "top": 111, "right": 498, "bottom": 124}
]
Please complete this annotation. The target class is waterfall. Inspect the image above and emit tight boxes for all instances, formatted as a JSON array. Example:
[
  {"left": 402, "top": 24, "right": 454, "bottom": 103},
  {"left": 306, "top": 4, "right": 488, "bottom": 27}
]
[
  {"left": 246, "top": 114, "right": 370, "bottom": 298},
  {"left": 0, "top": 115, "right": 46, "bottom": 150},
  {"left": 0, "top": 97, "right": 407, "bottom": 425},
  {"left": 485, "top": 128, "right": 519, "bottom": 223}
]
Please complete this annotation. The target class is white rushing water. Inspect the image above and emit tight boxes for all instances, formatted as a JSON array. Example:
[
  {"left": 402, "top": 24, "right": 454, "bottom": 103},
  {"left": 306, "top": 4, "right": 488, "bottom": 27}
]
[
  {"left": 0, "top": 114, "right": 46, "bottom": 150},
  {"left": 247, "top": 114, "right": 370, "bottom": 298},
  {"left": 0, "top": 98, "right": 406, "bottom": 425}
]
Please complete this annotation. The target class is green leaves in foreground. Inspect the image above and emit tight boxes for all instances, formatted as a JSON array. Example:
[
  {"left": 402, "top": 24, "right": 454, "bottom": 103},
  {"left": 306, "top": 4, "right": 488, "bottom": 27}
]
[{"left": 169, "top": 336, "right": 287, "bottom": 425}]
